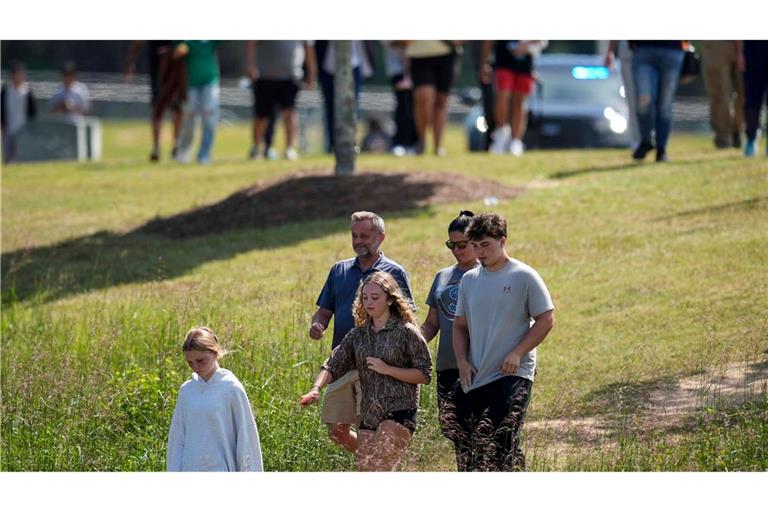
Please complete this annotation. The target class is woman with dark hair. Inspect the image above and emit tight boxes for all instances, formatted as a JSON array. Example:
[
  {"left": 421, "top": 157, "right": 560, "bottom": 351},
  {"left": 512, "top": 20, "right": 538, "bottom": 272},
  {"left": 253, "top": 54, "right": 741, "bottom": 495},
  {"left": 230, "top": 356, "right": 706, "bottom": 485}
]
[
  {"left": 420, "top": 210, "right": 479, "bottom": 470},
  {"left": 301, "top": 271, "right": 432, "bottom": 471}
]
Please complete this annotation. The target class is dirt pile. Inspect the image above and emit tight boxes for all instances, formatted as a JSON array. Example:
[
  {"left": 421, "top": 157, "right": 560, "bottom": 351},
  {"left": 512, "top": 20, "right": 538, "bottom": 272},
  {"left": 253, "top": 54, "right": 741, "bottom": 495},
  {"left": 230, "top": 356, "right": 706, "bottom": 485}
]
[{"left": 136, "top": 170, "right": 523, "bottom": 239}]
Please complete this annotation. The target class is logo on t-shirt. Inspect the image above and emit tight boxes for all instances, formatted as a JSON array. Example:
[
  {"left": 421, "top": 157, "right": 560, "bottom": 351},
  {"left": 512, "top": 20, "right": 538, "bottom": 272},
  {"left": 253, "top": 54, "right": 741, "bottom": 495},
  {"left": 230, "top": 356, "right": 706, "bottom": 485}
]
[
  {"left": 437, "top": 281, "right": 461, "bottom": 320},
  {"left": 503, "top": 285, "right": 514, "bottom": 293}
]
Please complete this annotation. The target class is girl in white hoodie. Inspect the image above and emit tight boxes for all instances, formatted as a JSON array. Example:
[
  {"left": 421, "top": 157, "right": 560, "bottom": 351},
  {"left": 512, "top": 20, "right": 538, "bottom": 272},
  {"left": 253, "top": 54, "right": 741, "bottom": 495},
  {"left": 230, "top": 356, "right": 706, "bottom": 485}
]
[{"left": 166, "top": 326, "right": 263, "bottom": 471}]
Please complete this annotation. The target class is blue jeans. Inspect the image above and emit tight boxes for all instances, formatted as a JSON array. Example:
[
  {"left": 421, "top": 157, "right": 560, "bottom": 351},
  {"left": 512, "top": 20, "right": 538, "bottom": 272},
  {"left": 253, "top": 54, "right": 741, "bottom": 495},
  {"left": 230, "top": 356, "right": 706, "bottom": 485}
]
[
  {"left": 178, "top": 83, "right": 220, "bottom": 163},
  {"left": 632, "top": 47, "right": 684, "bottom": 152}
]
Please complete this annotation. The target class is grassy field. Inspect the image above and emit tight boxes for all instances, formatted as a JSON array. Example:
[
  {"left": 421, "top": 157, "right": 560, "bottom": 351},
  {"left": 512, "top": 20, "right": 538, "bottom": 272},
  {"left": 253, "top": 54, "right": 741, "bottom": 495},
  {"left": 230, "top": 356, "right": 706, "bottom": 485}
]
[{"left": 2, "top": 120, "right": 767, "bottom": 471}]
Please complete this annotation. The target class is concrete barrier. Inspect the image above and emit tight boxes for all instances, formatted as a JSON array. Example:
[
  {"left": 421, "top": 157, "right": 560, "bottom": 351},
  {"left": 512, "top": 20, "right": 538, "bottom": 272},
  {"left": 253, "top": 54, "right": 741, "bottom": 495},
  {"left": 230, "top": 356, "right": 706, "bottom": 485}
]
[{"left": 13, "top": 117, "right": 102, "bottom": 162}]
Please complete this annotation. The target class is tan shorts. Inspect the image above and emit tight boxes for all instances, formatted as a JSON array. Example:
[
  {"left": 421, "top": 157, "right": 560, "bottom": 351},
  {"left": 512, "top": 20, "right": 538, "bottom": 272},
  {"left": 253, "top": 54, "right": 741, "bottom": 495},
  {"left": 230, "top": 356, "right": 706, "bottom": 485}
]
[{"left": 321, "top": 370, "right": 362, "bottom": 425}]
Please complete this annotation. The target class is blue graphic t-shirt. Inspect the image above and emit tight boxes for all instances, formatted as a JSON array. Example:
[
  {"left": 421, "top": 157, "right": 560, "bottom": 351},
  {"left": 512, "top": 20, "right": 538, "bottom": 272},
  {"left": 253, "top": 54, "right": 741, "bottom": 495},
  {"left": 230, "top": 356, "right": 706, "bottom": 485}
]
[{"left": 426, "top": 264, "right": 478, "bottom": 371}]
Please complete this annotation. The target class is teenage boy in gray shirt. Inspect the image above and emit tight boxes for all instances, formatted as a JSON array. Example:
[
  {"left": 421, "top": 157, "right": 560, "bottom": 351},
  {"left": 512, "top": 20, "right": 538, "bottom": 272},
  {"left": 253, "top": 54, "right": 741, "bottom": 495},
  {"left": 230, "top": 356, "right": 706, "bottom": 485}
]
[{"left": 451, "top": 212, "right": 554, "bottom": 471}]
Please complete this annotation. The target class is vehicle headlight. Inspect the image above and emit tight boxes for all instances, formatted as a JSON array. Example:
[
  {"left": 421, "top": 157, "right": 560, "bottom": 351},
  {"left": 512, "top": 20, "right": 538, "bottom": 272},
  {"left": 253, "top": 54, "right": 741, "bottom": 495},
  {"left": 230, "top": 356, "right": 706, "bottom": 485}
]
[
  {"left": 475, "top": 115, "right": 488, "bottom": 133},
  {"left": 603, "top": 107, "right": 628, "bottom": 134}
]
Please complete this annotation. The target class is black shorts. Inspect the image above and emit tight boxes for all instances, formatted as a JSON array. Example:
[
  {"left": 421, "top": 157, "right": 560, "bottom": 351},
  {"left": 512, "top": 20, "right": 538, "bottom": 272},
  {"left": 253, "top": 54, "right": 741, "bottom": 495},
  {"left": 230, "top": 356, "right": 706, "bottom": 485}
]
[
  {"left": 360, "top": 408, "right": 417, "bottom": 434},
  {"left": 410, "top": 53, "right": 457, "bottom": 93},
  {"left": 253, "top": 79, "right": 299, "bottom": 118}
]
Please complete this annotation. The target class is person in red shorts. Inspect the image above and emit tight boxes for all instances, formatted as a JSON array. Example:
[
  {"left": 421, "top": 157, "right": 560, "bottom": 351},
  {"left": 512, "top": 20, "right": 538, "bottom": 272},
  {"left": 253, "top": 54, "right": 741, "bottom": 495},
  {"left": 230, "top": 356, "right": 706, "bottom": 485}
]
[{"left": 481, "top": 41, "right": 547, "bottom": 156}]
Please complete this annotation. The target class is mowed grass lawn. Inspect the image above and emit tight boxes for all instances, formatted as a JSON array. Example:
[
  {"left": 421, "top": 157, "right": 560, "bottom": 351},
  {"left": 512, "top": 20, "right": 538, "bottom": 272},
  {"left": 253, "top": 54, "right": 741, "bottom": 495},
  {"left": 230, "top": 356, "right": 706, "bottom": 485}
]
[{"left": 2, "top": 121, "right": 767, "bottom": 471}]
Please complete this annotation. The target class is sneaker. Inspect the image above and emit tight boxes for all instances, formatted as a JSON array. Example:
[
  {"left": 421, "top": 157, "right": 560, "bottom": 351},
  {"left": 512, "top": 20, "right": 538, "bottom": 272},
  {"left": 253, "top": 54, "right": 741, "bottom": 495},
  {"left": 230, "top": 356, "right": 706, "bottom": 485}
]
[
  {"left": 392, "top": 145, "right": 407, "bottom": 157},
  {"left": 174, "top": 148, "right": 191, "bottom": 164},
  {"left": 265, "top": 146, "right": 278, "bottom": 161},
  {"left": 732, "top": 132, "right": 742, "bottom": 149},
  {"left": 149, "top": 150, "right": 159, "bottom": 162},
  {"left": 714, "top": 137, "right": 730, "bottom": 149},
  {"left": 490, "top": 126, "right": 511, "bottom": 154},
  {"left": 509, "top": 138, "right": 524, "bottom": 157},
  {"left": 436, "top": 147, "right": 447, "bottom": 157},
  {"left": 655, "top": 150, "right": 668, "bottom": 162},
  {"left": 284, "top": 147, "right": 299, "bottom": 161},
  {"left": 248, "top": 145, "right": 262, "bottom": 160},
  {"left": 632, "top": 140, "right": 655, "bottom": 161},
  {"left": 744, "top": 138, "right": 756, "bottom": 157}
]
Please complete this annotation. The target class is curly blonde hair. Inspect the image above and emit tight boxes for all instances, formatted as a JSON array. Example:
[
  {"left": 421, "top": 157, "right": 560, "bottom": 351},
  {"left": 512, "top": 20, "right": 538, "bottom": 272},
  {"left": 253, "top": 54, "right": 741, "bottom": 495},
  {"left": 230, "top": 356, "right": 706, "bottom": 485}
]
[{"left": 352, "top": 271, "right": 415, "bottom": 327}]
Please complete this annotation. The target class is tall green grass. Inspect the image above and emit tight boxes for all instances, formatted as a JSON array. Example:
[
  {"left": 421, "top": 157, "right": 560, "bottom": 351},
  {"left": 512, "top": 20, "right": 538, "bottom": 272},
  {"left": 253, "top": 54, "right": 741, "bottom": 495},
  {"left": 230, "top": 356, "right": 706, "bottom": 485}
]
[{"left": 2, "top": 122, "right": 767, "bottom": 470}]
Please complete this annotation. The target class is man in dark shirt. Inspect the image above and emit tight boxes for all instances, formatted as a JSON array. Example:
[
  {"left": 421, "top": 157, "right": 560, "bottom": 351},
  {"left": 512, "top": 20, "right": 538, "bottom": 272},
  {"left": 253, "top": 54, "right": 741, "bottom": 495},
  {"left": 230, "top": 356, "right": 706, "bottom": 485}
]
[{"left": 309, "top": 211, "right": 414, "bottom": 452}]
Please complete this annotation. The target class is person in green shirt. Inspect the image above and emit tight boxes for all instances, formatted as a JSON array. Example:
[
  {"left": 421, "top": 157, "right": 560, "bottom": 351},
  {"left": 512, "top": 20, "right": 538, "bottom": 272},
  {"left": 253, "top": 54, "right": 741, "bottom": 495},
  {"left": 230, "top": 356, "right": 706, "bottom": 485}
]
[{"left": 174, "top": 41, "right": 220, "bottom": 164}]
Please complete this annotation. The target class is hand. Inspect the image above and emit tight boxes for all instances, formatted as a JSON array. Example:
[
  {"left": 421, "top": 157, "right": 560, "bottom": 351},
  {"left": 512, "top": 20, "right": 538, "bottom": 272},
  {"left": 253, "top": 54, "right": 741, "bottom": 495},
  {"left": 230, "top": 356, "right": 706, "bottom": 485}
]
[
  {"left": 737, "top": 54, "right": 746, "bottom": 73},
  {"left": 512, "top": 42, "right": 529, "bottom": 57},
  {"left": 458, "top": 360, "right": 476, "bottom": 389},
  {"left": 300, "top": 389, "right": 320, "bottom": 407},
  {"left": 123, "top": 64, "right": 135, "bottom": 81},
  {"left": 603, "top": 52, "right": 614, "bottom": 69},
  {"left": 394, "top": 75, "right": 412, "bottom": 91},
  {"left": 309, "top": 322, "right": 325, "bottom": 340},
  {"left": 366, "top": 357, "right": 390, "bottom": 376},
  {"left": 247, "top": 65, "right": 258, "bottom": 82},
  {"left": 500, "top": 351, "right": 521, "bottom": 375},
  {"left": 174, "top": 43, "right": 189, "bottom": 59},
  {"left": 479, "top": 64, "right": 492, "bottom": 85}
]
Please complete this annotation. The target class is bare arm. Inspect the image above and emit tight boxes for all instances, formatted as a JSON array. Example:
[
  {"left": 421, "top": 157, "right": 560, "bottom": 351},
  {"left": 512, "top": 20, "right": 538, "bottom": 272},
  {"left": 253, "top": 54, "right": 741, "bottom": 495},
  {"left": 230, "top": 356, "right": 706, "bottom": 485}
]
[
  {"left": 367, "top": 363, "right": 429, "bottom": 384},
  {"left": 309, "top": 307, "right": 333, "bottom": 340},
  {"left": 245, "top": 41, "right": 257, "bottom": 80},
  {"left": 124, "top": 40, "right": 145, "bottom": 80},
  {"left": 735, "top": 41, "right": 745, "bottom": 72},
  {"left": 452, "top": 314, "right": 475, "bottom": 388},
  {"left": 420, "top": 306, "right": 440, "bottom": 342},
  {"left": 299, "top": 368, "right": 333, "bottom": 406},
  {"left": 604, "top": 40, "right": 618, "bottom": 68},
  {"left": 500, "top": 309, "right": 555, "bottom": 375},
  {"left": 304, "top": 42, "right": 318, "bottom": 88},
  {"left": 480, "top": 40, "right": 494, "bottom": 84}
]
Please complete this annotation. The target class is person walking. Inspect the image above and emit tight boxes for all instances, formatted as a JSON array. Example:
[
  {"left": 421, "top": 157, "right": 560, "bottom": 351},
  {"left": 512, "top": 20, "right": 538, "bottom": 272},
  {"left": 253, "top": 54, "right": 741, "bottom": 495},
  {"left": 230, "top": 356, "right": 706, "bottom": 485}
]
[
  {"left": 449, "top": 213, "right": 554, "bottom": 471},
  {"left": 308, "top": 211, "right": 414, "bottom": 454}
]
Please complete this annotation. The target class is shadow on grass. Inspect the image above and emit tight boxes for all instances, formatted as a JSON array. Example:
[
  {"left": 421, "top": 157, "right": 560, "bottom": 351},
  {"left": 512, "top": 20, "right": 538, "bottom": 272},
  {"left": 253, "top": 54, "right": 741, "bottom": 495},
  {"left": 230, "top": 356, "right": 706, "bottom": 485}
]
[
  {"left": 2, "top": 171, "right": 521, "bottom": 304},
  {"left": 548, "top": 162, "right": 641, "bottom": 180},
  {"left": 652, "top": 195, "right": 768, "bottom": 222}
]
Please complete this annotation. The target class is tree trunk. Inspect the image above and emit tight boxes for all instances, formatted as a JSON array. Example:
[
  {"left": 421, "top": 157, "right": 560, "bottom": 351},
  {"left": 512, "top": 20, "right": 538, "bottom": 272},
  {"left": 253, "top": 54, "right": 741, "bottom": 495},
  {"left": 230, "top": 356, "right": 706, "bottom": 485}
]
[{"left": 333, "top": 41, "right": 356, "bottom": 176}]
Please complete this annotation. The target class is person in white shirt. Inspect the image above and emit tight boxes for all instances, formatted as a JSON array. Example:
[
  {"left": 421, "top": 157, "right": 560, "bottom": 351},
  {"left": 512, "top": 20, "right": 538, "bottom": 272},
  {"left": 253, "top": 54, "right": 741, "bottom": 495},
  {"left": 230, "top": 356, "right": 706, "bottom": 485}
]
[
  {"left": 167, "top": 326, "right": 263, "bottom": 471},
  {"left": 49, "top": 61, "right": 91, "bottom": 123}
]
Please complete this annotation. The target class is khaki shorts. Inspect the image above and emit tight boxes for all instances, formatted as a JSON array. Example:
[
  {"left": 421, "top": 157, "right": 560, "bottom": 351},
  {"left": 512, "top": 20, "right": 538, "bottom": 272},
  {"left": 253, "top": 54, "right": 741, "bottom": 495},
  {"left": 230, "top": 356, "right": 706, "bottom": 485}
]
[{"left": 321, "top": 370, "right": 362, "bottom": 425}]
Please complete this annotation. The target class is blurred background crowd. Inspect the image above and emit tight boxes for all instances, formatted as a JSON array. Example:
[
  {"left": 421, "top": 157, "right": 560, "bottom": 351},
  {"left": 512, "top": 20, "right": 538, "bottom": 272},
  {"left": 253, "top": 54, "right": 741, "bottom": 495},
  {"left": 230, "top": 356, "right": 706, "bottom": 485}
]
[{"left": 2, "top": 40, "right": 767, "bottom": 165}]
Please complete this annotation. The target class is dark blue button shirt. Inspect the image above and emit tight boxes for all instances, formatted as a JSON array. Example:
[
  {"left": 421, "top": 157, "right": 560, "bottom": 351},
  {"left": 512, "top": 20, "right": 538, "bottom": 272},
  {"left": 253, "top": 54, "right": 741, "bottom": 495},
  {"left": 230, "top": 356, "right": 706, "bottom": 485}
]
[{"left": 316, "top": 252, "right": 414, "bottom": 349}]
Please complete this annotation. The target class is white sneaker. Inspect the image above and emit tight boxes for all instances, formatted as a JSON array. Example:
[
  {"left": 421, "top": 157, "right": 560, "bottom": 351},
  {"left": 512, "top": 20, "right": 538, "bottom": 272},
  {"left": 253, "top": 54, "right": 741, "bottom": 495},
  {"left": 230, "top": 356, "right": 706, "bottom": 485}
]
[
  {"left": 509, "top": 138, "right": 524, "bottom": 157},
  {"left": 265, "top": 146, "right": 278, "bottom": 161},
  {"left": 392, "top": 145, "right": 406, "bottom": 157},
  {"left": 490, "top": 126, "right": 511, "bottom": 154},
  {"left": 284, "top": 147, "right": 299, "bottom": 161}
]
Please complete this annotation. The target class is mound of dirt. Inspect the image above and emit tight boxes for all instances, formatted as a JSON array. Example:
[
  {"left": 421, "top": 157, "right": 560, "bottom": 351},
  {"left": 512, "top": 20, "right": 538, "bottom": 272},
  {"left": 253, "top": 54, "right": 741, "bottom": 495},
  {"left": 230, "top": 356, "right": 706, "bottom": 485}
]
[{"left": 136, "top": 170, "right": 523, "bottom": 239}]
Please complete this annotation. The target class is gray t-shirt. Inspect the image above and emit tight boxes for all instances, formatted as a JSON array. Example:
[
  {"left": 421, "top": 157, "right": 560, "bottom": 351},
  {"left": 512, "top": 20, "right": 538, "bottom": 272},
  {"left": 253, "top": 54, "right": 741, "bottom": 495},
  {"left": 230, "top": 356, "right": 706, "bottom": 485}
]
[
  {"left": 255, "top": 41, "right": 307, "bottom": 81},
  {"left": 455, "top": 258, "right": 554, "bottom": 392},
  {"left": 426, "top": 264, "right": 478, "bottom": 372}
]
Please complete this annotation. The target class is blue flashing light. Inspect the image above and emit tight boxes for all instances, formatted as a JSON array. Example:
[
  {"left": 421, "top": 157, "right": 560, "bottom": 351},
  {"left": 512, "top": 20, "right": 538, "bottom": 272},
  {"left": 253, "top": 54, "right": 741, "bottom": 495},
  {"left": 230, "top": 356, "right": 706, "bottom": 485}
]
[{"left": 572, "top": 66, "right": 610, "bottom": 80}]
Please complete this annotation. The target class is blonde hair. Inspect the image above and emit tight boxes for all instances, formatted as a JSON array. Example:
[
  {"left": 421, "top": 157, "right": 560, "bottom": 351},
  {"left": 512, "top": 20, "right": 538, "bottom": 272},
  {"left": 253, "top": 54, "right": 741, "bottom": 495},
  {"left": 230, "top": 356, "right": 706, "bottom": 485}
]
[
  {"left": 351, "top": 211, "right": 385, "bottom": 234},
  {"left": 182, "top": 326, "right": 226, "bottom": 359},
  {"left": 352, "top": 271, "right": 415, "bottom": 326}
]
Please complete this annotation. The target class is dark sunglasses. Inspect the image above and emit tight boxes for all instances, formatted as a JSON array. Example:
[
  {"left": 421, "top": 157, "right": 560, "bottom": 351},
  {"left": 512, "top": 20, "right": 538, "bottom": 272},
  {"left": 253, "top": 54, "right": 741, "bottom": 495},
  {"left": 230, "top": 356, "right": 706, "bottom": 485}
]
[{"left": 445, "top": 240, "right": 470, "bottom": 250}]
